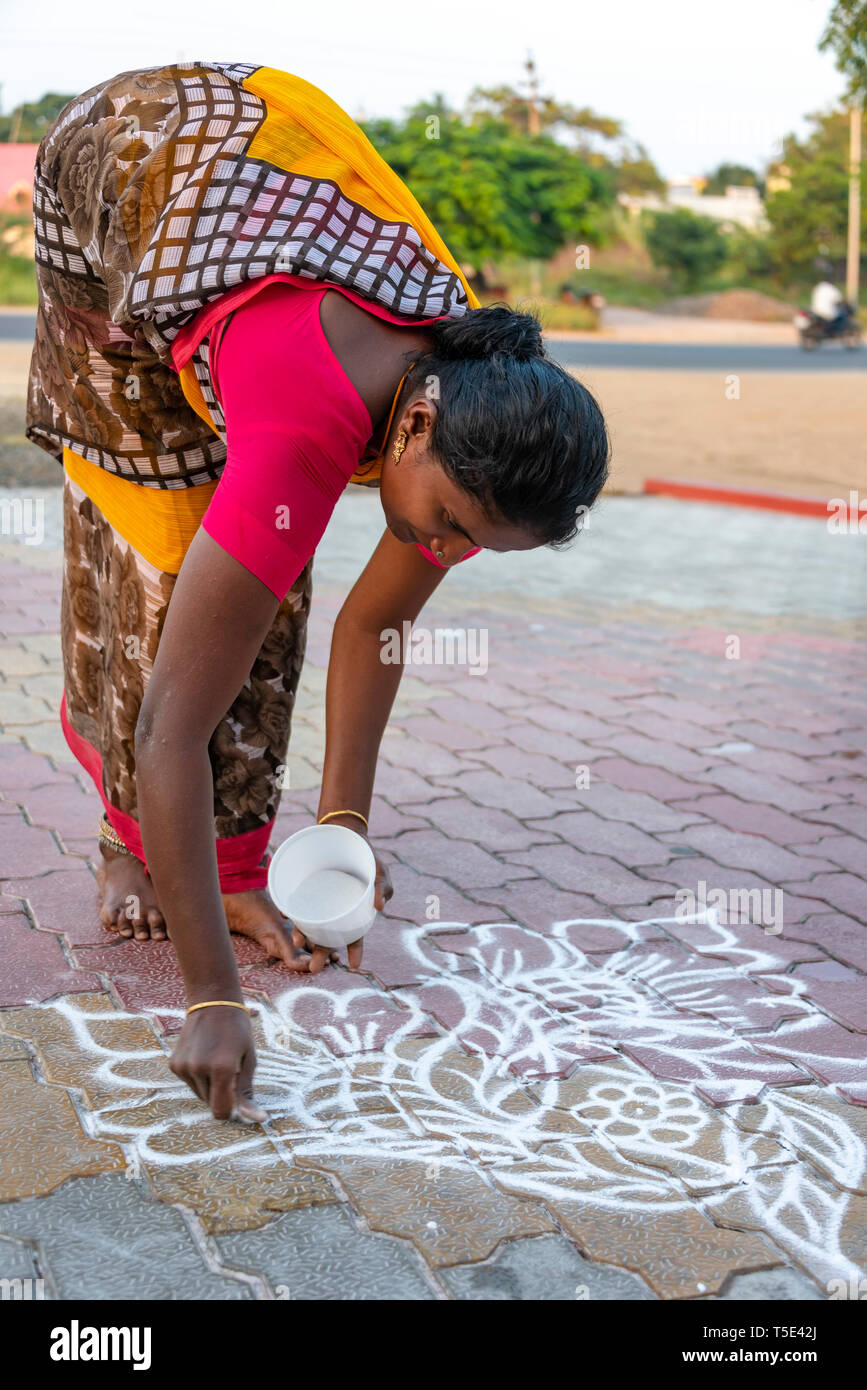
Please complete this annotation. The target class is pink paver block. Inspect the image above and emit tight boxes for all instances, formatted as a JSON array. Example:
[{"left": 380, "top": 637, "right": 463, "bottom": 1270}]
[
  {"left": 662, "top": 914, "right": 826, "bottom": 972},
  {"left": 357, "top": 919, "right": 477, "bottom": 990},
  {"left": 505, "top": 844, "right": 677, "bottom": 907},
  {"left": 395, "top": 974, "right": 617, "bottom": 1078},
  {"left": 13, "top": 780, "right": 101, "bottom": 841},
  {"left": 401, "top": 797, "right": 558, "bottom": 852},
  {"left": 553, "top": 782, "right": 709, "bottom": 833},
  {"left": 805, "top": 836, "right": 867, "bottom": 874},
  {"left": 604, "top": 941, "right": 812, "bottom": 1031},
  {"left": 72, "top": 933, "right": 277, "bottom": 1032},
  {"left": 241, "top": 962, "right": 435, "bottom": 1056},
  {"left": 656, "top": 825, "right": 836, "bottom": 880},
  {"left": 781, "top": 874, "right": 867, "bottom": 923},
  {"left": 381, "top": 864, "right": 500, "bottom": 926},
  {"left": 2, "top": 867, "right": 106, "bottom": 946},
  {"left": 379, "top": 828, "right": 534, "bottom": 891},
  {"left": 523, "top": 810, "right": 678, "bottom": 867},
  {"left": 589, "top": 734, "right": 717, "bottom": 778},
  {"left": 801, "top": 803, "right": 867, "bottom": 838},
  {"left": 785, "top": 914, "right": 867, "bottom": 973},
  {"left": 0, "top": 744, "right": 76, "bottom": 790},
  {"left": 423, "top": 769, "right": 574, "bottom": 819},
  {"left": 582, "top": 759, "right": 707, "bottom": 802},
  {"left": 431, "top": 924, "right": 605, "bottom": 1012},
  {"left": 667, "top": 794, "right": 832, "bottom": 846},
  {"left": 0, "top": 909, "right": 102, "bottom": 1005},
  {"left": 618, "top": 1018, "right": 810, "bottom": 1105},
  {"left": 694, "top": 765, "right": 844, "bottom": 813},
  {"left": 469, "top": 879, "right": 627, "bottom": 938},
  {"left": 1, "top": 810, "right": 69, "bottom": 878},
  {"left": 750, "top": 1017, "right": 867, "bottom": 1086},
  {"left": 462, "top": 743, "right": 585, "bottom": 791}
]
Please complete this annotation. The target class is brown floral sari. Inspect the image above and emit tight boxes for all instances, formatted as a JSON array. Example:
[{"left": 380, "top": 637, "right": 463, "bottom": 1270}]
[{"left": 25, "top": 60, "right": 477, "bottom": 892}]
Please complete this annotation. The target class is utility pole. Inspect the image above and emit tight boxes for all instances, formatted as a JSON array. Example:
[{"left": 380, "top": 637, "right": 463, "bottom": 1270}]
[
  {"left": 524, "top": 52, "right": 540, "bottom": 137},
  {"left": 846, "top": 101, "right": 862, "bottom": 307}
]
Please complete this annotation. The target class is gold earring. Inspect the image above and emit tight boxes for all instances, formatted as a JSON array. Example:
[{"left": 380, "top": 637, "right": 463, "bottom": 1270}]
[{"left": 392, "top": 430, "right": 407, "bottom": 465}]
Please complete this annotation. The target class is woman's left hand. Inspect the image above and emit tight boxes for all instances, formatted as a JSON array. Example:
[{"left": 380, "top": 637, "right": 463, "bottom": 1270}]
[{"left": 290, "top": 831, "right": 393, "bottom": 973}]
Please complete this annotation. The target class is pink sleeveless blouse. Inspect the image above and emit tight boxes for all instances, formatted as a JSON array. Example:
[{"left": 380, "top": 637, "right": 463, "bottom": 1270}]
[{"left": 172, "top": 275, "right": 481, "bottom": 599}]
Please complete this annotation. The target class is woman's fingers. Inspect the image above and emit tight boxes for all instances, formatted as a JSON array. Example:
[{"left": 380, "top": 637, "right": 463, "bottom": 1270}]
[
  {"left": 233, "top": 1048, "right": 267, "bottom": 1124},
  {"left": 373, "top": 856, "right": 393, "bottom": 911},
  {"left": 347, "top": 937, "right": 364, "bottom": 971}
]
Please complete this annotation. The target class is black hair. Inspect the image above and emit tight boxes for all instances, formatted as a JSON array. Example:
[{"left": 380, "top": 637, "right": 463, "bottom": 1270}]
[{"left": 400, "top": 303, "right": 610, "bottom": 546}]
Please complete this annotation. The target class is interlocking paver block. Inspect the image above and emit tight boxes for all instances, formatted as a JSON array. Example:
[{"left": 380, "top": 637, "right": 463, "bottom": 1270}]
[
  {"left": 2, "top": 867, "right": 106, "bottom": 947},
  {"left": 0, "top": 1059, "right": 125, "bottom": 1198},
  {"left": 441, "top": 1233, "right": 657, "bottom": 1300},
  {"left": 0, "top": 909, "right": 101, "bottom": 1005},
  {"left": 527, "top": 1059, "right": 792, "bottom": 1195},
  {"left": 489, "top": 1139, "right": 780, "bottom": 1300},
  {"left": 218, "top": 1203, "right": 436, "bottom": 1299},
  {"left": 0, "top": 1175, "right": 253, "bottom": 1298},
  {"left": 293, "top": 1141, "right": 557, "bottom": 1267},
  {"left": 704, "top": 1166, "right": 867, "bottom": 1291}
]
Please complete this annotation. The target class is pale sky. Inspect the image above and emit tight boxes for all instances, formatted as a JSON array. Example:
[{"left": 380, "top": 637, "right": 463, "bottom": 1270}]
[{"left": 0, "top": 0, "right": 848, "bottom": 178}]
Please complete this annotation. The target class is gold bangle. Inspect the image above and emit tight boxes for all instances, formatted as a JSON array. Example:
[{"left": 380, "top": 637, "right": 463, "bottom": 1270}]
[
  {"left": 186, "top": 1001, "right": 249, "bottom": 1016},
  {"left": 317, "top": 809, "right": 369, "bottom": 831}
]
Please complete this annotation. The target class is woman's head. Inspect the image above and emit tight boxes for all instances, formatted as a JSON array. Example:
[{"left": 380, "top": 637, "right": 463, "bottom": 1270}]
[{"left": 379, "top": 303, "right": 610, "bottom": 566}]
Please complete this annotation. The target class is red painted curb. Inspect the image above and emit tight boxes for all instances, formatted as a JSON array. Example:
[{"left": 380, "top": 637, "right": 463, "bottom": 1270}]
[{"left": 643, "top": 478, "right": 863, "bottom": 520}]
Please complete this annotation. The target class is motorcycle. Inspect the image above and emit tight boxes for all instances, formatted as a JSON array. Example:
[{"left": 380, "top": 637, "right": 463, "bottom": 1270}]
[{"left": 794, "top": 303, "right": 862, "bottom": 350}]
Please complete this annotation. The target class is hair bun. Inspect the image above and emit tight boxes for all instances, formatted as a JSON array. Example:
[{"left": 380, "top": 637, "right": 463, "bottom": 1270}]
[{"left": 431, "top": 303, "right": 545, "bottom": 363}]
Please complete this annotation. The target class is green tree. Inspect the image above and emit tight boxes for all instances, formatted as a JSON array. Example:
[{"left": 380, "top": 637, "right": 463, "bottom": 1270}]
[
  {"left": 642, "top": 207, "right": 728, "bottom": 289},
  {"left": 0, "top": 92, "right": 73, "bottom": 142},
  {"left": 820, "top": 1, "right": 867, "bottom": 96},
  {"left": 363, "top": 98, "right": 612, "bottom": 271},
  {"left": 764, "top": 108, "right": 866, "bottom": 276}
]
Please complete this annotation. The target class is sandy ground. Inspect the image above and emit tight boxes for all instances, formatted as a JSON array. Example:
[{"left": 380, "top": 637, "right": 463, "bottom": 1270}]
[
  {"left": 578, "top": 367, "right": 867, "bottom": 499},
  {"left": 1, "top": 340, "right": 863, "bottom": 500}
]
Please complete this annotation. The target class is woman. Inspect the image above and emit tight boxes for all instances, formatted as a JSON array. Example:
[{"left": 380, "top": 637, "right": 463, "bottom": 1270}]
[{"left": 26, "top": 61, "right": 610, "bottom": 1122}]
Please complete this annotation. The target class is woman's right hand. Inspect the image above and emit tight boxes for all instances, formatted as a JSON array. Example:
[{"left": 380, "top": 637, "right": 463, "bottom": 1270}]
[{"left": 168, "top": 1004, "right": 266, "bottom": 1123}]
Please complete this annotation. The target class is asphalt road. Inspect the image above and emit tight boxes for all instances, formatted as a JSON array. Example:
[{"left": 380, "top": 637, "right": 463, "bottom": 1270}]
[{"left": 1, "top": 312, "right": 864, "bottom": 371}]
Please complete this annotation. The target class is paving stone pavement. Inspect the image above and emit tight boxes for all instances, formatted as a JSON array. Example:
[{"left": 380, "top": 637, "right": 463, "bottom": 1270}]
[{"left": 0, "top": 489, "right": 866, "bottom": 1300}]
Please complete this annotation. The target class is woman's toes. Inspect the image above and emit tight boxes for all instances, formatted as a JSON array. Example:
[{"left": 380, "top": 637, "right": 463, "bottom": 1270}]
[{"left": 147, "top": 908, "right": 166, "bottom": 939}]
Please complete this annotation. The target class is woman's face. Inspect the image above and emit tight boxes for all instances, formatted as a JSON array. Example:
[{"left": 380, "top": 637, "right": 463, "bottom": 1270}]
[{"left": 379, "top": 394, "right": 541, "bottom": 566}]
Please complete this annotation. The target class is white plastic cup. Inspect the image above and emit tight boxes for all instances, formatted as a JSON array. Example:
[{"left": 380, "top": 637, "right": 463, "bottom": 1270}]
[{"left": 267, "top": 823, "right": 378, "bottom": 949}]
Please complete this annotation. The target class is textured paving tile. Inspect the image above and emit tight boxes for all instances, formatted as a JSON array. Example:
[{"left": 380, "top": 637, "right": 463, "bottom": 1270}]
[
  {"left": 526, "top": 1059, "right": 793, "bottom": 1196},
  {"left": 0, "top": 1175, "right": 252, "bottom": 1299},
  {"left": 489, "top": 1139, "right": 780, "bottom": 1300},
  {"left": 217, "top": 1203, "right": 436, "bottom": 1299},
  {"left": 0, "top": 909, "right": 101, "bottom": 1006},
  {"left": 0, "top": 1233, "right": 40, "bottom": 1282},
  {"left": 0, "top": 809, "right": 69, "bottom": 878},
  {"left": 441, "top": 1232, "right": 657, "bottom": 1300},
  {"left": 291, "top": 1141, "right": 557, "bottom": 1267},
  {"left": 2, "top": 866, "right": 106, "bottom": 947},
  {"left": 356, "top": 920, "right": 476, "bottom": 989},
  {"left": 0, "top": 994, "right": 167, "bottom": 1109},
  {"left": 0, "top": 1059, "right": 125, "bottom": 1198},
  {"left": 712, "top": 1267, "right": 823, "bottom": 1300},
  {"left": 704, "top": 1165, "right": 867, "bottom": 1290},
  {"left": 785, "top": 913, "right": 867, "bottom": 972},
  {"left": 727, "top": 1086, "right": 867, "bottom": 1196},
  {"left": 505, "top": 844, "right": 676, "bottom": 907},
  {"left": 749, "top": 1017, "right": 867, "bottom": 1091}
]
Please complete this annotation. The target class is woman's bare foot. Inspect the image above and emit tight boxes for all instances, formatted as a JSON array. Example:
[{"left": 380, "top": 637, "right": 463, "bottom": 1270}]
[
  {"left": 97, "top": 844, "right": 167, "bottom": 941},
  {"left": 223, "top": 889, "right": 338, "bottom": 973}
]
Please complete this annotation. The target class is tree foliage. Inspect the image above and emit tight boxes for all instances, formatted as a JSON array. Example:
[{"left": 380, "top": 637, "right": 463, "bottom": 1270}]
[
  {"left": 764, "top": 108, "right": 866, "bottom": 275},
  {"left": 0, "top": 92, "right": 73, "bottom": 142},
  {"left": 362, "top": 97, "right": 613, "bottom": 266},
  {"left": 820, "top": 0, "right": 867, "bottom": 97},
  {"left": 642, "top": 207, "right": 728, "bottom": 288}
]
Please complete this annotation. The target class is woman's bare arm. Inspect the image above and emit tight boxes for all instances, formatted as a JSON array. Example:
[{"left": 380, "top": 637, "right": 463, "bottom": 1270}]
[{"left": 316, "top": 526, "right": 449, "bottom": 965}]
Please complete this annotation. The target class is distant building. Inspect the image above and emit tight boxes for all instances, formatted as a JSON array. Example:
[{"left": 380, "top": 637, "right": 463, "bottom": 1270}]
[
  {"left": 619, "top": 176, "right": 768, "bottom": 233},
  {"left": 0, "top": 143, "right": 38, "bottom": 212}
]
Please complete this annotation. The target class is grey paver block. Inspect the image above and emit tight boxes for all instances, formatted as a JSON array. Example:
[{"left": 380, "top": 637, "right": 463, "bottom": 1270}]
[
  {"left": 0, "top": 1175, "right": 252, "bottom": 1299},
  {"left": 0, "top": 1233, "right": 39, "bottom": 1282},
  {"left": 441, "top": 1234, "right": 658, "bottom": 1300},
  {"left": 217, "top": 1201, "right": 436, "bottom": 1300},
  {"left": 713, "top": 1267, "right": 824, "bottom": 1301}
]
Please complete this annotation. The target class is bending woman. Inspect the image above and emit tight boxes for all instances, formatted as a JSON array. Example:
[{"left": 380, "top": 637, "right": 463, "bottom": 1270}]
[{"left": 26, "top": 61, "right": 610, "bottom": 1121}]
